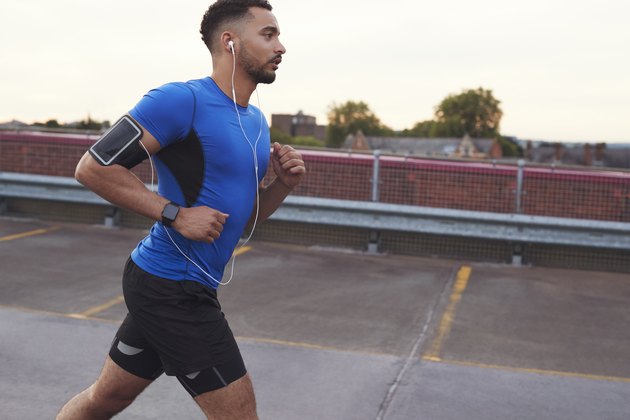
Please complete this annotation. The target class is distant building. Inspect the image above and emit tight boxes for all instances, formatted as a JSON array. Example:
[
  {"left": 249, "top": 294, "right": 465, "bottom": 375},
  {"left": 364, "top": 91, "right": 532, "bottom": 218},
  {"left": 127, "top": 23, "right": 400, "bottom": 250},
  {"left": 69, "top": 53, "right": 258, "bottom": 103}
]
[
  {"left": 343, "top": 131, "right": 503, "bottom": 159},
  {"left": 525, "top": 141, "right": 630, "bottom": 169},
  {"left": 271, "top": 111, "right": 327, "bottom": 141},
  {"left": 0, "top": 120, "right": 28, "bottom": 130}
]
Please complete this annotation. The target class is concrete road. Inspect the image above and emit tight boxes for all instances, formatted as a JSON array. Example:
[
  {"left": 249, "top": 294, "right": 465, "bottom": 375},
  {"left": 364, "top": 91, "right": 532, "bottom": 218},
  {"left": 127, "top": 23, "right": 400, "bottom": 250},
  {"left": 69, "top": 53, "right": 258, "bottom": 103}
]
[{"left": 1, "top": 217, "right": 629, "bottom": 419}]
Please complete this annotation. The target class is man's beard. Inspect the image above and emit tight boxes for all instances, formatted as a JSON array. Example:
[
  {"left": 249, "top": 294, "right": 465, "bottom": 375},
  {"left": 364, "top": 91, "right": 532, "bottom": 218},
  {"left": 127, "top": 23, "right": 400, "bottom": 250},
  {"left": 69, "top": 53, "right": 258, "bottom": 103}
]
[{"left": 239, "top": 44, "right": 277, "bottom": 84}]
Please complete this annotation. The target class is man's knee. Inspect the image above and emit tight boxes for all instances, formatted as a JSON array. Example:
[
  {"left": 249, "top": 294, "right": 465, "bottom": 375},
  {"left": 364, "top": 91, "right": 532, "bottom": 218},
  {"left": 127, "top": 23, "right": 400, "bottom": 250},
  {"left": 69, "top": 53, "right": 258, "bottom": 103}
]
[
  {"left": 89, "top": 357, "right": 153, "bottom": 415},
  {"left": 56, "top": 358, "right": 153, "bottom": 420},
  {"left": 86, "top": 383, "right": 136, "bottom": 415}
]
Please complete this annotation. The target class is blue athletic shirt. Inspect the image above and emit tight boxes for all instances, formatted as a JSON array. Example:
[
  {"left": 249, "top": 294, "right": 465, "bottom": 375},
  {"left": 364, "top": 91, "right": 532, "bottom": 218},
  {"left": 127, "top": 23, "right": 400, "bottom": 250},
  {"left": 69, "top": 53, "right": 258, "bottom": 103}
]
[{"left": 128, "top": 77, "right": 270, "bottom": 289}]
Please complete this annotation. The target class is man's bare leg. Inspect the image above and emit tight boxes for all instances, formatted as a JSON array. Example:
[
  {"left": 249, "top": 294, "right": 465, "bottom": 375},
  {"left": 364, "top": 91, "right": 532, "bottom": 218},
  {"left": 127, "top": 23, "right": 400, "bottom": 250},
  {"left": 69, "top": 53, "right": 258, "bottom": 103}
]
[
  {"left": 56, "top": 356, "right": 153, "bottom": 420},
  {"left": 193, "top": 373, "right": 258, "bottom": 420}
]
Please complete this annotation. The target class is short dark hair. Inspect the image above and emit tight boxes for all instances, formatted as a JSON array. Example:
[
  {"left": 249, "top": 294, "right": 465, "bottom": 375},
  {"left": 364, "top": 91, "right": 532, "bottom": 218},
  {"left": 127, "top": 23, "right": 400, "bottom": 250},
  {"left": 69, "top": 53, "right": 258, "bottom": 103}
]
[{"left": 200, "top": 0, "right": 273, "bottom": 53}]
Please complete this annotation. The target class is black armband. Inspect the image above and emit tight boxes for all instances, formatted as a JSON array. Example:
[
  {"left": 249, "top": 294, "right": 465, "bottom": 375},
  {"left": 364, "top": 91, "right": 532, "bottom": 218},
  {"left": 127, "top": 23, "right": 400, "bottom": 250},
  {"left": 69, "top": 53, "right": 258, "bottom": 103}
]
[{"left": 89, "top": 116, "right": 149, "bottom": 169}]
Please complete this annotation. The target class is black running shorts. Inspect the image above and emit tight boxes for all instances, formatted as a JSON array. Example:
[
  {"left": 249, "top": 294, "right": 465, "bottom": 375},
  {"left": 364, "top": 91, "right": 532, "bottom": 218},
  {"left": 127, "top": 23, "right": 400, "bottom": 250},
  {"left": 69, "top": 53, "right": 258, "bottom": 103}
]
[{"left": 109, "top": 258, "right": 246, "bottom": 397}]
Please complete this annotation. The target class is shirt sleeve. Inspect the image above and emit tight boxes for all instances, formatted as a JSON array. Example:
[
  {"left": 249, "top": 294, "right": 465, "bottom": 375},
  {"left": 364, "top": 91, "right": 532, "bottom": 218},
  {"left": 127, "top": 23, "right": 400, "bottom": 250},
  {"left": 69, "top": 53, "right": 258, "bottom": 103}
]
[{"left": 128, "top": 82, "right": 194, "bottom": 147}]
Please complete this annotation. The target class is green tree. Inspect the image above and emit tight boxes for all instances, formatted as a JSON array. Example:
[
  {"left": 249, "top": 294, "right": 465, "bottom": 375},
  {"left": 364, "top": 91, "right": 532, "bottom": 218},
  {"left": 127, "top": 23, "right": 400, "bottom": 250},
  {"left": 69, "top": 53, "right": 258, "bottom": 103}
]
[
  {"left": 402, "top": 120, "right": 437, "bottom": 137},
  {"left": 270, "top": 126, "right": 324, "bottom": 148},
  {"left": 269, "top": 126, "right": 293, "bottom": 144},
  {"left": 497, "top": 136, "right": 522, "bottom": 157},
  {"left": 45, "top": 119, "right": 60, "bottom": 128},
  {"left": 433, "top": 87, "right": 503, "bottom": 138},
  {"left": 326, "top": 101, "right": 394, "bottom": 147},
  {"left": 77, "top": 115, "right": 103, "bottom": 131},
  {"left": 288, "top": 136, "right": 325, "bottom": 147}
]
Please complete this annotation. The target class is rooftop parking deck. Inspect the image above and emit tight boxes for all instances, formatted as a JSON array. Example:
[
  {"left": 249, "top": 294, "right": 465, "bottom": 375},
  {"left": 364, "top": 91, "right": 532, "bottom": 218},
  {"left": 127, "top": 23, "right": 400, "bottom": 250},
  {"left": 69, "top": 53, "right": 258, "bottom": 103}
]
[{"left": 1, "top": 217, "right": 629, "bottom": 419}]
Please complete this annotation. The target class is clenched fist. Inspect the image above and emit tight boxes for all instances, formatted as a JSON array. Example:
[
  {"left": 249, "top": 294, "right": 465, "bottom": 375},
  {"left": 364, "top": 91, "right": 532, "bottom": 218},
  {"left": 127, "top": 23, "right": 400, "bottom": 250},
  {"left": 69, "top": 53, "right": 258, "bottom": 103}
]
[{"left": 173, "top": 206, "right": 229, "bottom": 243}]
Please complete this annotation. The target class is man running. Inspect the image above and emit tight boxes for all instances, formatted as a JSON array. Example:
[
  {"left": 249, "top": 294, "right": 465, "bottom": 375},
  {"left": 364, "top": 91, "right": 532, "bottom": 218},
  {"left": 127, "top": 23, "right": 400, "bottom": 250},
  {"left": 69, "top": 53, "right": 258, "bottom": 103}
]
[{"left": 56, "top": 1, "right": 304, "bottom": 419}]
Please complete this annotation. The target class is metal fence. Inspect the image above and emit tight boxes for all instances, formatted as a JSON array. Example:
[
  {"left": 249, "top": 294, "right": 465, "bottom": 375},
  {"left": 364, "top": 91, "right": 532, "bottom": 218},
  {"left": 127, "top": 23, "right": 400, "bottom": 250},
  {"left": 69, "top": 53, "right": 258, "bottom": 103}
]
[
  {"left": 2, "top": 131, "right": 628, "bottom": 223},
  {"left": 275, "top": 149, "right": 630, "bottom": 222},
  {"left": 2, "top": 131, "right": 630, "bottom": 272},
  {"left": 258, "top": 149, "right": 630, "bottom": 271}
]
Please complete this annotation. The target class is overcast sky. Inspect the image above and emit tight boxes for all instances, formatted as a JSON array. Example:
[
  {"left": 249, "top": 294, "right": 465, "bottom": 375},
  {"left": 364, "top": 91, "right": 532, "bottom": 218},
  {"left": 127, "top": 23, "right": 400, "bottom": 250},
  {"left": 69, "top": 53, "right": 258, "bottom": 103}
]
[{"left": 1, "top": 0, "right": 628, "bottom": 142}]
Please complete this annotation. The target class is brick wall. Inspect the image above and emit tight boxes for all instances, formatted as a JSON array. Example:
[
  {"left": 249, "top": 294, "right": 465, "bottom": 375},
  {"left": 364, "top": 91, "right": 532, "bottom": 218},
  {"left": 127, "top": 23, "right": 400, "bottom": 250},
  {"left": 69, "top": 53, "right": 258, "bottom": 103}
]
[
  {"left": 521, "top": 170, "right": 630, "bottom": 221},
  {"left": 0, "top": 132, "right": 90, "bottom": 177},
  {"left": 0, "top": 132, "right": 152, "bottom": 180},
  {"left": 2, "top": 132, "right": 630, "bottom": 222}
]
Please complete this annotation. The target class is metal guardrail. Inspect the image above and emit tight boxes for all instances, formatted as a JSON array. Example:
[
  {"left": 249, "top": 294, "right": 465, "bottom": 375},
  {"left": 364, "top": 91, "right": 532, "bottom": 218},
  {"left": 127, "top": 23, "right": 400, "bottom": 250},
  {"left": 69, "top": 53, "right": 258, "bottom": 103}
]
[
  {"left": 2, "top": 171, "right": 630, "bottom": 252},
  {"left": 273, "top": 196, "right": 630, "bottom": 251},
  {"left": 0, "top": 172, "right": 119, "bottom": 226},
  {"left": 0, "top": 172, "right": 107, "bottom": 205}
]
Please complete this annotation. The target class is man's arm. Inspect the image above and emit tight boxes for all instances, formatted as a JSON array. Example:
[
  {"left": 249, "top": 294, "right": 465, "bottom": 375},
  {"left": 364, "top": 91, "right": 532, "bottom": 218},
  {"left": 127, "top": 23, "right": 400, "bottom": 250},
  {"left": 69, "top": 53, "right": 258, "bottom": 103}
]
[
  {"left": 249, "top": 142, "right": 306, "bottom": 225},
  {"left": 75, "top": 118, "right": 228, "bottom": 243}
]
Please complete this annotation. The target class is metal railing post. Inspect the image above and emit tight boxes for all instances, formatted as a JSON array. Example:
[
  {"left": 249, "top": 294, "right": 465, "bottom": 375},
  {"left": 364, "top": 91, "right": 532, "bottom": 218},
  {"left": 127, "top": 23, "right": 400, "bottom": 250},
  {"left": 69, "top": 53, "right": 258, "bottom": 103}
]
[
  {"left": 513, "top": 159, "right": 526, "bottom": 265},
  {"left": 371, "top": 150, "right": 381, "bottom": 202},
  {"left": 368, "top": 150, "right": 382, "bottom": 253},
  {"left": 516, "top": 159, "right": 525, "bottom": 214}
]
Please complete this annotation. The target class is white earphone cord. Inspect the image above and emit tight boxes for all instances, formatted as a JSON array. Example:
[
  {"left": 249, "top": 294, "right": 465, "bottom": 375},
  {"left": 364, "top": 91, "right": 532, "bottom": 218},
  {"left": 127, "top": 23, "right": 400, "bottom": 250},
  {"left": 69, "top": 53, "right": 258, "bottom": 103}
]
[{"left": 140, "top": 43, "right": 263, "bottom": 287}]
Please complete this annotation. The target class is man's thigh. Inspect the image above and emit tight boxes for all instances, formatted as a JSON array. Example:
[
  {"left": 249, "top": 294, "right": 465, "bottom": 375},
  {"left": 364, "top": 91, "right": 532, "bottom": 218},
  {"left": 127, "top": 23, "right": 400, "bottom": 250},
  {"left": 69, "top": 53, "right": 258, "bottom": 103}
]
[
  {"left": 192, "top": 373, "right": 257, "bottom": 420},
  {"left": 93, "top": 356, "right": 154, "bottom": 404}
]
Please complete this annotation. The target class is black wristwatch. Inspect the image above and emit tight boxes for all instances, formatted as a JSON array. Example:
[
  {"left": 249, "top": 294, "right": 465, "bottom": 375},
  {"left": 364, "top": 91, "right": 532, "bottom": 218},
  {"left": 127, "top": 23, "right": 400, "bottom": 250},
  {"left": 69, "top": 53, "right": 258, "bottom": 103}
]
[{"left": 161, "top": 202, "right": 180, "bottom": 227}]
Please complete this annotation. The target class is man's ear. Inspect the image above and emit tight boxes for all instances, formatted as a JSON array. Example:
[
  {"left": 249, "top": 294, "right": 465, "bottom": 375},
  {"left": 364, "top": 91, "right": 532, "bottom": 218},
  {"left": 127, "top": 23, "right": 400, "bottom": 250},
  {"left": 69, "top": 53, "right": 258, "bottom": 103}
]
[{"left": 221, "top": 32, "right": 235, "bottom": 53}]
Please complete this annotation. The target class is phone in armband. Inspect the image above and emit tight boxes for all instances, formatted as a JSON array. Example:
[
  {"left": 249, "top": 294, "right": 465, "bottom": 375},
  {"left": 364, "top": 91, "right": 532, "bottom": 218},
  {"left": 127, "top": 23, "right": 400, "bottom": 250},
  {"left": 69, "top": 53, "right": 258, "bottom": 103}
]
[{"left": 89, "top": 116, "right": 143, "bottom": 166}]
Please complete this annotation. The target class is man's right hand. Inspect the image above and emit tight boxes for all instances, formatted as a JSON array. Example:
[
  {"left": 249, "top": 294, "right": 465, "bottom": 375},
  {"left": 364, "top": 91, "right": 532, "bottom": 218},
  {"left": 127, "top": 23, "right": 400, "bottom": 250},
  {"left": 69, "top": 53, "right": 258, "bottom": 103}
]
[{"left": 172, "top": 206, "right": 229, "bottom": 243}]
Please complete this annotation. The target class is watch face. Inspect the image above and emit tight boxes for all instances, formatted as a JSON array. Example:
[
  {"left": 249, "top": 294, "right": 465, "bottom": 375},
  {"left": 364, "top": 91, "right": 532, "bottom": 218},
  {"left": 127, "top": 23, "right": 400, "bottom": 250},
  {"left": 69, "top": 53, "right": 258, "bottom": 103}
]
[{"left": 163, "top": 203, "right": 179, "bottom": 220}]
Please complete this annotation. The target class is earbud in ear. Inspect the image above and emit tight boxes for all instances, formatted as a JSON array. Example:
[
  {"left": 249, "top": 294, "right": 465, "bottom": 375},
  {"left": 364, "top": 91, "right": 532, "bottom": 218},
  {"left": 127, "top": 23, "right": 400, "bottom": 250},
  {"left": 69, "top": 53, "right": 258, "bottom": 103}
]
[{"left": 228, "top": 40, "right": 234, "bottom": 52}]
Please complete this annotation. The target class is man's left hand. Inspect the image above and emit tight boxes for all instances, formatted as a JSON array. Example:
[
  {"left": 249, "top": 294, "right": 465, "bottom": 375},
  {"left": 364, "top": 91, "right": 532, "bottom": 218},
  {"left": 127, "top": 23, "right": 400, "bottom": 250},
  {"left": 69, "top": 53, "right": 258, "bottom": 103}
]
[{"left": 270, "top": 142, "right": 306, "bottom": 189}]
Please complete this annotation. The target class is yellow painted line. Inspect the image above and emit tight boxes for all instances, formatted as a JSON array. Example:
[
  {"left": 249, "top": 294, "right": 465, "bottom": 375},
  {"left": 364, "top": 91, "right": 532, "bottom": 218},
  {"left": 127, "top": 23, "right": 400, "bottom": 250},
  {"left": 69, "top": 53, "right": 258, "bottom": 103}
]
[
  {"left": 3, "top": 247, "right": 249, "bottom": 320},
  {"left": 236, "top": 336, "right": 392, "bottom": 357},
  {"left": 0, "top": 303, "right": 389, "bottom": 357},
  {"left": 64, "top": 247, "right": 250, "bottom": 318},
  {"left": 423, "top": 356, "right": 630, "bottom": 383},
  {"left": 233, "top": 246, "right": 252, "bottom": 257},
  {"left": 424, "top": 265, "right": 472, "bottom": 359},
  {"left": 0, "top": 303, "right": 120, "bottom": 324},
  {"left": 0, "top": 226, "right": 60, "bottom": 242},
  {"left": 238, "top": 336, "right": 338, "bottom": 351},
  {"left": 68, "top": 295, "right": 125, "bottom": 319},
  {"left": 64, "top": 248, "right": 251, "bottom": 318}
]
